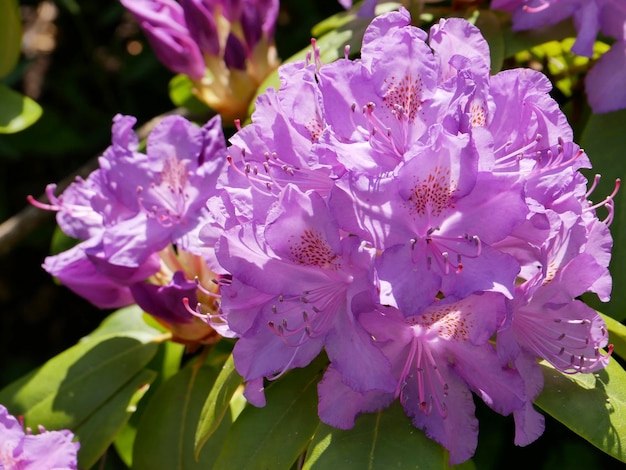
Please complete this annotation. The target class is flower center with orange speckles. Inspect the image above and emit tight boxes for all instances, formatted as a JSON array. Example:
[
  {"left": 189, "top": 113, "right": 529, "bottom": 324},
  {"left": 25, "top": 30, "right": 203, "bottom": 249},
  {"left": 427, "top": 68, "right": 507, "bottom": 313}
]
[
  {"left": 382, "top": 74, "right": 424, "bottom": 122},
  {"left": 407, "top": 165, "right": 457, "bottom": 217},
  {"left": 288, "top": 229, "right": 337, "bottom": 269},
  {"left": 410, "top": 302, "right": 473, "bottom": 341}
]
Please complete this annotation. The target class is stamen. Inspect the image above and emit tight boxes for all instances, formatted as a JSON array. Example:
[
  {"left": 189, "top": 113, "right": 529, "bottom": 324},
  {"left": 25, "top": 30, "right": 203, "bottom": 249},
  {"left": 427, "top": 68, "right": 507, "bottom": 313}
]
[
  {"left": 268, "top": 283, "right": 347, "bottom": 345},
  {"left": 27, "top": 184, "right": 62, "bottom": 211},
  {"left": 523, "top": 0, "right": 551, "bottom": 13},
  {"left": 494, "top": 133, "right": 542, "bottom": 169},
  {"left": 513, "top": 308, "right": 612, "bottom": 373},
  {"left": 584, "top": 178, "right": 620, "bottom": 226},
  {"left": 411, "top": 231, "right": 481, "bottom": 275}
]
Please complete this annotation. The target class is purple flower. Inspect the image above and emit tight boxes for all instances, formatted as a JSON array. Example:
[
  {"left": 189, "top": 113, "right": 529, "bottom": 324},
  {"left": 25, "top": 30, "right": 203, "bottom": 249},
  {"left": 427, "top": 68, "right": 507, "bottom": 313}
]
[
  {"left": 215, "top": 8, "right": 615, "bottom": 463},
  {"left": 322, "top": 296, "right": 525, "bottom": 465},
  {"left": 497, "top": 210, "right": 612, "bottom": 373},
  {"left": 0, "top": 405, "right": 79, "bottom": 470},
  {"left": 121, "top": 0, "right": 280, "bottom": 120},
  {"left": 32, "top": 114, "right": 229, "bottom": 345},
  {"left": 491, "top": 0, "right": 626, "bottom": 112},
  {"left": 216, "top": 185, "right": 395, "bottom": 403}
]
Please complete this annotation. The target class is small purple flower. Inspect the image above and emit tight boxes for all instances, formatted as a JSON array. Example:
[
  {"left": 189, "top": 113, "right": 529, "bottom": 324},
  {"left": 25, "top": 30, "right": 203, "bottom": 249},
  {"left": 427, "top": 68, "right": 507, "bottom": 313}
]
[{"left": 0, "top": 405, "right": 79, "bottom": 470}]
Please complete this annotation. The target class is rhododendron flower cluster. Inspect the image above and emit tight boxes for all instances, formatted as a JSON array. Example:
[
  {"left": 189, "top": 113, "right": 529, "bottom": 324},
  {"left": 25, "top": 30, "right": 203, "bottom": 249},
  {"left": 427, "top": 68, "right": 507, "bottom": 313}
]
[
  {"left": 0, "top": 405, "right": 79, "bottom": 470},
  {"left": 34, "top": 8, "right": 616, "bottom": 464},
  {"left": 491, "top": 0, "right": 626, "bottom": 113},
  {"left": 207, "top": 9, "right": 615, "bottom": 463}
]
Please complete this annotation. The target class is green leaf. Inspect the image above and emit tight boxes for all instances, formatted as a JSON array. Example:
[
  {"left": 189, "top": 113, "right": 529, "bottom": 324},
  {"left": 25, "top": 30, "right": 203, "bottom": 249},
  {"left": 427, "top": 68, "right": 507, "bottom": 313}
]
[
  {"left": 50, "top": 225, "right": 81, "bottom": 256},
  {"left": 194, "top": 353, "right": 243, "bottom": 457},
  {"left": 600, "top": 312, "right": 626, "bottom": 361},
  {"left": 81, "top": 304, "right": 166, "bottom": 342},
  {"left": 303, "top": 401, "right": 447, "bottom": 470},
  {"left": 0, "top": 0, "right": 21, "bottom": 77},
  {"left": 475, "top": 10, "right": 505, "bottom": 74},
  {"left": 0, "top": 334, "right": 159, "bottom": 469},
  {"left": 132, "top": 350, "right": 239, "bottom": 469},
  {"left": 580, "top": 109, "right": 626, "bottom": 320},
  {"left": 113, "top": 339, "right": 185, "bottom": 467},
  {"left": 535, "top": 359, "right": 626, "bottom": 463},
  {"left": 212, "top": 356, "right": 327, "bottom": 470},
  {"left": 0, "top": 83, "right": 43, "bottom": 133},
  {"left": 75, "top": 368, "right": 156, "bottom": 469},
  {"left": 168, "top": 73, "right": 208, "bottom": 114}
]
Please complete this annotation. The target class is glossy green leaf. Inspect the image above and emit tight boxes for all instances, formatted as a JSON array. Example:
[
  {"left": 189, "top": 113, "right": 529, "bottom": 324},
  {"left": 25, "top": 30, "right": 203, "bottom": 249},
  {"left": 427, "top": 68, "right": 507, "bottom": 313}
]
[
  {"left": 0, "top": 0, "right": 21, "bottom": 77},
  {"left": 168, "top": 73, "right": 208, "bottom": 114},
  {"left": 212, "top": 356, "right": 327, "bottom": 470},
  {"left": 0, "top": 334, "right": 158, "bottom": 426},
  {"left": 194, "top": 353, "right": 243, "bottom": 457},
  {"left": 601, "top": 313, "right": 626, "bottom": 360},
  {"left": 81, "top": 304, "right": 166, "bottom": 342},
  {"left": 132, "top": 351, "right": 239, "bottom": 469},
  {"left": 303, "top": 401, "right": 447, "bottom": 470},
  {"left": 535, "top": 359, "right": 626, "bottom": 463},
  {"left": 0, "top": 333, "right": 159, "bottom": 468},
  {"left": 475, "top": 10, "right": 505, "bottom": 74},
  {"left": 114, "top": 339, "right": 185, "bottom": 467},
  {"left": 0, "top": 83, "right": 43, "bottom": 133},
  {"left": 75, "top": 368, "right": 156, "bottom": 469}
]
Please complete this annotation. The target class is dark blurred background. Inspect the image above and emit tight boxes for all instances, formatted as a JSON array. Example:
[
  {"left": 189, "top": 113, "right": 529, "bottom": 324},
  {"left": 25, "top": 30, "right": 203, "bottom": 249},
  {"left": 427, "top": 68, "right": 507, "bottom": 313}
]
[{"left": 0, "top": 1, "right": 621, "bottom": 468}]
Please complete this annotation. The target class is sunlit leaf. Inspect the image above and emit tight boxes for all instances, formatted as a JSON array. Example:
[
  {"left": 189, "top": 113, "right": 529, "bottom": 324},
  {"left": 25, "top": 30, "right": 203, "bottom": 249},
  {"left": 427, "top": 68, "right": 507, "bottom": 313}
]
[
  {"left": 0, "top": 0, "right": 21, "bottom": 78},
  {"left": 168, "top": 73, "right": 208, "bottom": 114},
  {"left": 194, "top": 353, "right": 243, "bottom": 457},
  {"left": 81, "top": 305, "right": 166, "bottom": 342},
  {"left": 535, "top": 359, "right": 626, "bottom": 463},
  {"left": 0, "top": 333, "right": 159, "bottom": 469},
  {"left": 303, "top": 401, "right": 448, "bottom": 470},
  {"left": 132, "top": 349, "right": 238, "bottom": 469},
  {"left": 0, "top": 83, "right": 43, "bottom": 133},
  {"left": 212, "top": 356, "right": 327, "bottom": 470}
]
